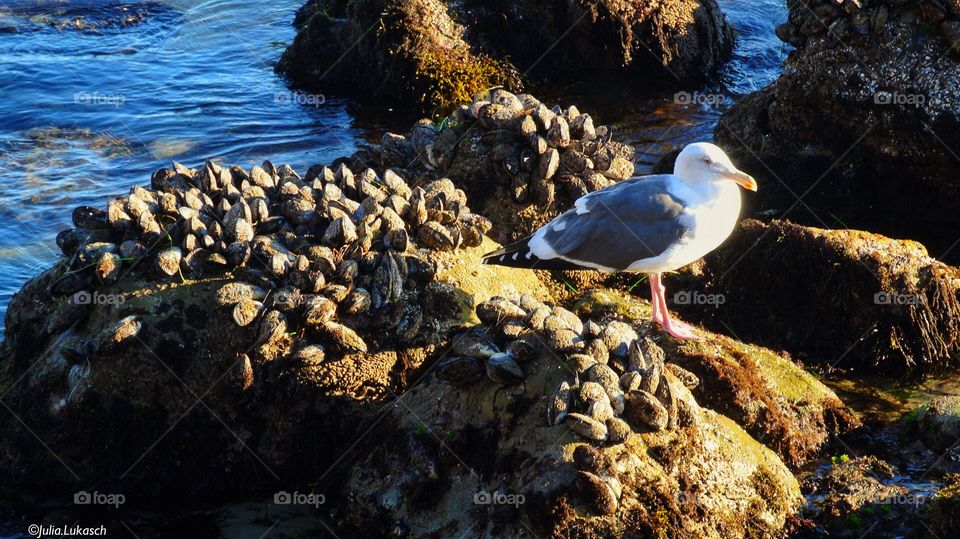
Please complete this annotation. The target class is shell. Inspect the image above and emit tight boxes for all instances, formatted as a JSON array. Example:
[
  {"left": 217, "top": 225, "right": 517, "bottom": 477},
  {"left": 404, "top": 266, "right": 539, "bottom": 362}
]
[
  {"left": 584, "top": 339, "right": 610, "bottom": 366},
  {"left": 95, "top": 252, "right": 122, "bottom": 285},
  {"left": 485, "top": 352, "right": 524, "bottom": 386},
  {"left": 538, "top": 148, "right": 560, "bottom": 180},
  {"left": 255, "top": 309, "right": 287, "bottom": 348},
  {"left": 417, "top": 221, "right": 456, "bottom": 251},
  {"left": 624, "top": 390, "right": 668, "bottom": 432},
  {"left": 507, "top": 336, "right": 537, "bottom": 363},
  {"left": 579, "top": 382, "right": 610, "bottom": 407},
  {"left": 321, "top": 321, "right": 367, "bottom": 353},
  {"left": 435, "top": 356, "right": 484, "bottom": 387},
  {"left": 96, "top": 316, "right": 141, "bottom": 354},
  {"left": 500, "top": 319, "right": 526, "bottom": 339},
  {"left": 547, "top": 116, "right": 570, "bottom": 147},
  {"left": 292, "top": 344, "right": 326, "bottom": 366},
  {"left": 216, "top": 282, "right": 266, "bottom": 305},
  {"left": 233, "top": 299, "right": 264, "bottom": 327},
  {"left": 605, "top": 417, "right": 631, "bottom": 443},
  {"left": 589, "top": 399, "right": 615, "bottom": 422},
  {"left": 323, "top": 216, "right": 358, "bottom": 247},
  {"left": 567, "top": 354, "right": 597, "bottom": 375},
  {"left": 156, "top": 247, "right": 182, "bottom": 277},
  {"left": 303, "top": 296, "right": 337, "bottom": 327},
  {"left": 574, "top": 471, "right": 618, "bottom": 515},
  {"left": 566, "top": 413, "right": 608, "bottom": 442},
  {"left": 545, "top": 327, "right": 583, "bottom": 353},
  {"left": 655, "top": 375, "right": 678, "bottom": 430},
  {"left": 639, "top": 360, "right": 662, "bottom": 395},
  {"left": 627, "top": 340, "right": 647, "bottom": 371},
  {"left": 620, "top": 371, "right": 643, "bottom": 393},
  {"left": 547, "top": 381, "right": 573, "bottom": 426},
  {"left": 341, "top": 288, "right": 372, "bottom": 315},
  {"left": 452, "top": 328, "right": 500, "bottom": 359},
  {"left": 476, "top": 298, "right": 526, "bottom": 325},
  {"left": 599, "top": 321, "right": 638, "bottom": 358}
]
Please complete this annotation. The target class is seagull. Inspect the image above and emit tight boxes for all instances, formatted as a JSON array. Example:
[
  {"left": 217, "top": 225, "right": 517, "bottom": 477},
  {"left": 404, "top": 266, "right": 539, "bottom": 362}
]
[{"left": 482, "top": 142, "right": 757, "bottom": 340}]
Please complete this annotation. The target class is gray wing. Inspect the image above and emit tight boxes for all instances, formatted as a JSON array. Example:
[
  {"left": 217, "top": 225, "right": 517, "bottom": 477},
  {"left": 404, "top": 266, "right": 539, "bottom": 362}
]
[{"left": 536, "top": 175, "right": 690, "bottom": 270}]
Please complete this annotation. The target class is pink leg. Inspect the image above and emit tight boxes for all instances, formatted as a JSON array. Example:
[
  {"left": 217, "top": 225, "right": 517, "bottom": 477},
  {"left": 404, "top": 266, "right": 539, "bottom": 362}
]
[
  {"left": 649, "top": 276, "right": 664, "bottom": 325},
  {"left": 649, "top": 273, "right": 701, "bottom": 341}
]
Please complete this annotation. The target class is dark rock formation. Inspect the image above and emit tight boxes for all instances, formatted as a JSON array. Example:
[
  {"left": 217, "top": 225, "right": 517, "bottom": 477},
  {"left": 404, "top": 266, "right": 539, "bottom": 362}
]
[
  {"left": 277, "top": 0, "right": 734, "bottom": 112},
  {"left": 905, "top": 396, "right": 960, "bottom": 453},
  {"left": 681, "top": 220, "right": 960, "bottom": 375},
  {"left": 716, "top": 0, "right": 960, "bottom": 261}
]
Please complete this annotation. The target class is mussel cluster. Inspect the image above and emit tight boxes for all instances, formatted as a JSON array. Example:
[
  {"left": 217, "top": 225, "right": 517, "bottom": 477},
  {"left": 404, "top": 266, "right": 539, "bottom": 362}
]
[
  {"left": 51, "top": 158, "right": 493, "bottom": 359},
  {"left": 775, "top": 0, "right": 960, "bottom": 50},
  {"left": 426, "top": 89, "right": 636, "bottom": 207},
  {"left": 436, "top": 293, "right": 699, "bottom": 443}
]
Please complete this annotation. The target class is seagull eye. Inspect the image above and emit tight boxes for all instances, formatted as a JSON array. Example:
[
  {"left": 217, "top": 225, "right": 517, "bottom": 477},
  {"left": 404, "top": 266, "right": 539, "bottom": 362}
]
[{"left": 702, "top": 157, "right": 712, "bottom": 164}]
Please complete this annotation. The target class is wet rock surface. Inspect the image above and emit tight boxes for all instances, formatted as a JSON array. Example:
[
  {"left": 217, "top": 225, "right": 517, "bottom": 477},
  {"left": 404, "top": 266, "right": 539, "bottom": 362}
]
[
  {"left": 799, "top": 456, "right": 928, "bottom": 538},
  {"left": 575, "top": 289, "right": 861, "bottom": 468},
  {"left": 717, "top": 1, "right": 960, "bottom": 260},
  {"left": 905, "top": 396, "right": 960, "bottom": 453},
  {"left": 0, "top": 154, "right": 546, "bottom": 495},
  {"left": 341, "top": 293, "right": 803, "bottom": 537},
  {"left": 685, "top": 219, "right": 960, "bottom": 375},
  {"left": 278, "top": 0, "right": 734, "bottom": 111}
]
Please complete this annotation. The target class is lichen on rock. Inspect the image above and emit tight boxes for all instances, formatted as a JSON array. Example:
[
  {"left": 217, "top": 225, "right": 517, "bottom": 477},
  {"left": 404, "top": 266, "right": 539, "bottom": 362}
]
[{"left": 277, "top": 0, "right": 734, "bottom": 113}]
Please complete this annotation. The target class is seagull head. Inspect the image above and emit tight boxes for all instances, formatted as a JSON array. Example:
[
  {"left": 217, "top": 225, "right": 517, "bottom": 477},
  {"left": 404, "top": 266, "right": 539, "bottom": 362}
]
[{"left": 673, "top": 142, "right": 757, "bottom": 192}]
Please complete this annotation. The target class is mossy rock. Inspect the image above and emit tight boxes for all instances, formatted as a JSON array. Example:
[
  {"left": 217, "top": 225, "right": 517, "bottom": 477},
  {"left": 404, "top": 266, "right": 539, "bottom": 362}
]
[
  {"left": 926, "top": 475, "right": 960, "bottom": 538},
  {"left": 906, "top": 396, "right": 960, "bottom": 453},
  {"left": 341, "top": 334, "right": 802, "bottom": 537},
  {"left": 0, "top": 236, "right": 549, "bottom": 497},
  {"left": 277, "top": 0, "right": 734, "bottom": 114}
]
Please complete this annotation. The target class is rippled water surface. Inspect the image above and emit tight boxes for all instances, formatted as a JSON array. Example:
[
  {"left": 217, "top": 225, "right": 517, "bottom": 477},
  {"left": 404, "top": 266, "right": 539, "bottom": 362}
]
[{"left": 0, "top": 0, "right": 787, "bottom": 330}]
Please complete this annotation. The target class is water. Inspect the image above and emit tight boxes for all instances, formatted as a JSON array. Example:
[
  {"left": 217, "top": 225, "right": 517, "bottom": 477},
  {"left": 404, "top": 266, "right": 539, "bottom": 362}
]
[
  {"left": 0, "top": 0, "right": 369, "bottom": 330},
  {"left": 0, "top": 0, "right": 788, "bottom": 332}
]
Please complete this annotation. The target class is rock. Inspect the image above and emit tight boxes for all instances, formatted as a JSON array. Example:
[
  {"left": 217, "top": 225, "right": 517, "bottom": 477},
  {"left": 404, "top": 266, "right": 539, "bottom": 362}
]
[
  {"left": 698, "top": 220, "right": 960, "bottom": 375},
  {"left": 926, "top": 475, "right": 960, "bottom": 538},
  {"left": 0, "top": 188, "right": 549, "bottom": 499},
  {"left": 278, "top": 0, "right": 733, "bottom": 112},
  {"left": 340, "top": 326, "right": 803, "bottom": 538},
  {"left": 802, "top": 456, "right": 915, "bottom": 537},
  {"left": 906, "top": 396, "right": 960, "bottom": 452},
  {"left": 717, "top": 12, "right": 960, "bottom": 259},
  {"left": 575, "top": 288, "right": 860, "bottom": 467}
]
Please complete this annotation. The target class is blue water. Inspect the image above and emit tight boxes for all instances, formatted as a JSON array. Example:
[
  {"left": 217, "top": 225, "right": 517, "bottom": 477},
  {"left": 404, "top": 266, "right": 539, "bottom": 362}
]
[{"left": 0, "top": 0, "right": 788, "bottom": 331}]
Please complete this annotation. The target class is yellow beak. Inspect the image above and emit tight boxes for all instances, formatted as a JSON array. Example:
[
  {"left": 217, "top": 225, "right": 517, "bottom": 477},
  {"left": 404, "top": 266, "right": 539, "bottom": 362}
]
[{"left": 728, "top": 170, "right": 757, "bottom": 191}]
